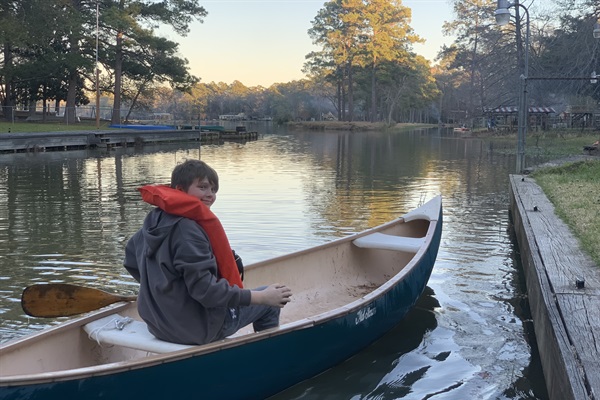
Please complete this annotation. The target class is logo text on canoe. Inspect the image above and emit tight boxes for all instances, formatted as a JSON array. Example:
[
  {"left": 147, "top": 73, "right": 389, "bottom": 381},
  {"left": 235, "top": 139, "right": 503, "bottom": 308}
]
[{"left": 355, "top": 306, "right": 376, "bottom": 325}]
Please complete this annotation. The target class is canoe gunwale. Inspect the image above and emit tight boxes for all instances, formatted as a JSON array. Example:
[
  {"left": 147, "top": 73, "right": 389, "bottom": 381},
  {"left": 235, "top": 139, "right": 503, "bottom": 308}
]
[
  {"left": 247, "top": 195, "right": 440, "bottom": 272},
  {"left": 0, "top": 317, "right": 315, "bottom": 386},
  {"left": 0, "top": 196, "right": 442, "bottom": 389}
]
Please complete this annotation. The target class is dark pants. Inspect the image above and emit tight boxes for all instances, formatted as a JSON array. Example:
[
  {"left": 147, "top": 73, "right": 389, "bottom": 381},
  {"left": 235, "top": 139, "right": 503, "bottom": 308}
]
[{"left": 218, "top": 286, "right": 281, "bottom": 339}]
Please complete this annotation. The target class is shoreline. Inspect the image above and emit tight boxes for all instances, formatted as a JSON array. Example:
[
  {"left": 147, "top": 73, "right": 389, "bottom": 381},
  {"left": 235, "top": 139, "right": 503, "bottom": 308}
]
[{"left": 286, "top": 121, "right": 436, "bottom": 131}]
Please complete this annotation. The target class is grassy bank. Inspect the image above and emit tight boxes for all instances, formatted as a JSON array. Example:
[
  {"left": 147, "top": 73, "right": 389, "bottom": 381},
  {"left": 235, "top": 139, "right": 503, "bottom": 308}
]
[
  {"left": 287, "top": 121, "right": 435, "bottom": 131},
  {"left": 0, "top": 119, "right": 432, "bottom": 134},
  {"left": 531, "top": 160, "right": 600, "bottom": 267},
  {"left": 487, "top": 130, "right": 599, "bottom": 267},
  {"left": 484, "top": 131, "right": 599, "bottom": 159},
  {"left": 2, "top": 120, "right": 432, "bottom": 134}
]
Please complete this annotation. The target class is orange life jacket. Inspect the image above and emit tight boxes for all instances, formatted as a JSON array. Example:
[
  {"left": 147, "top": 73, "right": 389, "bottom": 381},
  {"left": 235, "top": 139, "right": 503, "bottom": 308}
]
[{"left": 138, "top": 185, "right": 244, "bottom": 288}]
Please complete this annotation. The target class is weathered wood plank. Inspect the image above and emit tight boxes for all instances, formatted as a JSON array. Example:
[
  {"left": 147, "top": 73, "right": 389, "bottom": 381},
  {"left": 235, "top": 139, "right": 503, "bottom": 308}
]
[
  {"left": 0, "top": 129, "right": 231, "bottom": 153},
  {"left": 513, "top": 177, "right": 600, "bottom": 295},
  {"left": 556, "top": 293, "right": 600, "bottom": 396},
  {"left": 510, "top": 174, "right": 599, "bottom": 400},
  {"left": 0, "top": 131, "right": 96, "bottom": 152},
  {"left": 510, "top": 186, "right": 586, "bottom": 400}
]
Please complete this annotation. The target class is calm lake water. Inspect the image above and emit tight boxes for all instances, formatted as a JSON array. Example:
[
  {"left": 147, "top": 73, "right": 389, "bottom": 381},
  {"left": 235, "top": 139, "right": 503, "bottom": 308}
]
[{"left": 0, "top": 124, "right": 549, "bottom": 399}]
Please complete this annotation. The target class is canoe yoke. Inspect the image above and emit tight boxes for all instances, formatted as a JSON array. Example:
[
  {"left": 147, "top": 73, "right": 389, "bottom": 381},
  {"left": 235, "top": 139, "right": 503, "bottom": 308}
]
[
  {"left": 84, "top": 314, "right": 194, "bottom": 354},
  {"left": 352, "top": 232, "right": 425, "bottom": 253}
]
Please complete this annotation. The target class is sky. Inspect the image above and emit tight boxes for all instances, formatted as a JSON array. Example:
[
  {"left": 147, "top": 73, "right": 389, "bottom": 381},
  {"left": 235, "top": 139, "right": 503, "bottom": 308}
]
[{"left": 163, "top": 0, "right": 455, "bottom": 87}]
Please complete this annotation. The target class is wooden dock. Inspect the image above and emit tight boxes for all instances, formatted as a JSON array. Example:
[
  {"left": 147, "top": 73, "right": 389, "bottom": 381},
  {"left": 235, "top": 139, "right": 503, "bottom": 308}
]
[
  {"left": 509, "top": 175, "right": 600, "bottom": 400},
  {"left": 0, "top": 129, "right": 259, "bottom": 153}
]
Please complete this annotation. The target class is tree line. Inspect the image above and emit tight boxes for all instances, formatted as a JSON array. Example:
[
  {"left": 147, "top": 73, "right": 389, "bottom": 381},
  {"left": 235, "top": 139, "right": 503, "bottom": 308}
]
[
  {"left": 1, "top": 0, "right": 599, "bottom": 127},
  {"left": 0, "top": 0, "right": 205, "bottom": 124},
  {"left": 437, "top": 0, "right": 600, "bottom": 128}
]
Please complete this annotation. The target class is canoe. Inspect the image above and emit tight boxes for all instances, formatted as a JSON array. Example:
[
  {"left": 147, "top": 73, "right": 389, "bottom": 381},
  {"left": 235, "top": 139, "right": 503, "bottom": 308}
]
[
  {"left": 453, "top": 127, "right": 470, "bottom": 132},
  {"left": 108, "top": 124, "right": 176, "bottom": 130},
  {"left": 0, "top": 196, "right": 442, "bottom": 400}
]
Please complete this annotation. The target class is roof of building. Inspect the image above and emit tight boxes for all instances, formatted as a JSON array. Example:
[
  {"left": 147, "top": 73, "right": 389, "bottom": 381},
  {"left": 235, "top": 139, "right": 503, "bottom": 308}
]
[{"left": 484, "top": 106, "right": 556, "bottom": 114}]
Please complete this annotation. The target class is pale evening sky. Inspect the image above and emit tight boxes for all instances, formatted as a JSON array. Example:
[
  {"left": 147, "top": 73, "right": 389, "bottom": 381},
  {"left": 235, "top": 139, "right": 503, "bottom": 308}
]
[{"left": 163, "top": 0, "right": 455, "bottom": 87}]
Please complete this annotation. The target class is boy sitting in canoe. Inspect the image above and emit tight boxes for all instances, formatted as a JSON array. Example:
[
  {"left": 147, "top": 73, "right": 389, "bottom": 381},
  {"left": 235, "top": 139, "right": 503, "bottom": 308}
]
[{"left": 124, "top": 159, "right": 292, "bottom": 345}]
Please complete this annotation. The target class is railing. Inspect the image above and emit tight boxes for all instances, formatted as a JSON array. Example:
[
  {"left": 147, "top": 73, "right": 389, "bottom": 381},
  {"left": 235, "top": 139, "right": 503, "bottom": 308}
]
[
  {"left": 0, "top": 106, "right": 258, "bottom": 128},
  {"left": 0, "top": 106, "right": 119, "bottom": 125}
]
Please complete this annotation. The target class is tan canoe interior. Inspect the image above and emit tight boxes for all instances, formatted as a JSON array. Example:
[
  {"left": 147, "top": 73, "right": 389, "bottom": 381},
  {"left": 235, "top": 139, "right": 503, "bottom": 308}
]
[{"left": 0, "top": 218, "right": 430, "bottom": 379}]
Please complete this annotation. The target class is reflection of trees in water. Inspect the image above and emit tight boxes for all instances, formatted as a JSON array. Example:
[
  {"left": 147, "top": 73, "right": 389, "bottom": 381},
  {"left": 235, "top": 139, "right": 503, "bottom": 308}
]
[{"left": 300, "top": 128, "right": 514, "bottom": 243}]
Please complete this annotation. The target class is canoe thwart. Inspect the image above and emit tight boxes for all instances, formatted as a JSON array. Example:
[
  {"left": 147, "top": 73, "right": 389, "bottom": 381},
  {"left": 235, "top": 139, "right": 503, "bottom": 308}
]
[
  {"left": 353, "top": 233, "right": 425, "bottom": 253},
  {"left": 83, "top": 315, "right": 194, "bottom": 354}
]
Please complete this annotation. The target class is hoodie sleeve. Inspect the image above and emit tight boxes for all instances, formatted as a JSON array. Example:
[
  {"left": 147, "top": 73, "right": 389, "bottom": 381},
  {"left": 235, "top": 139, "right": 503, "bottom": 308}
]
[
  {"left": 123, "top": 230, "right": 142, "bottom": 282},
  {"left": 171, "top": 218, "right": 251, "bottom": 308}
]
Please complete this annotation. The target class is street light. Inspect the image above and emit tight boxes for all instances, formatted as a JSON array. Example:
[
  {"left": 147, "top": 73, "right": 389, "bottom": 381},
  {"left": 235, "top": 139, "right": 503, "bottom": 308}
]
[
  {"left": 495, "top": 0, "right": 530, "bottom": 173},
  {"left": 494, "top": 0, "right": 512, "bottom": 25},
  {"left": 95, "top": 1, "right": 100, "bottom": 129}
]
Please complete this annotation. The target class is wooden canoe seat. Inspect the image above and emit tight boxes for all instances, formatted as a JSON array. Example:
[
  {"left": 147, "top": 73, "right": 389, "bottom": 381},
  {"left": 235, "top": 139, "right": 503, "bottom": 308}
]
[
  {"left": 353, "top": 232, "right": 425, "bottom": 253},
  {"left": 83, "top": 314, "right": 194, "bottom": 354}
]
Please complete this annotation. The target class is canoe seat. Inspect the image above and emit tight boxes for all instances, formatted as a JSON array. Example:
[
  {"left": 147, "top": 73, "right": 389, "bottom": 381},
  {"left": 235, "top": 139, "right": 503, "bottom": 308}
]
[
  {"left": 83, "top": 314, "right": 194, "bottom": 354},
  {"left": 353, "top": 232, "right": 425, "bottom": 253}
]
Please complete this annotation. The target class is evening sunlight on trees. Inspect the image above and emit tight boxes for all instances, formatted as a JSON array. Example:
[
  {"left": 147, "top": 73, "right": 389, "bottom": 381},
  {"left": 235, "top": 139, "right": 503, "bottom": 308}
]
[{"left": 1, "top": 0, "right": 599, "bottom": 128}]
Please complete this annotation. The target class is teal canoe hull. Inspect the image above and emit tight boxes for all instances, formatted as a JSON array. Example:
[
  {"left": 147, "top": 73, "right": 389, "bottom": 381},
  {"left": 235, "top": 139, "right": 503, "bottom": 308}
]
[{"left": 0, "top": 199, "right": 442, "bottom": 400}]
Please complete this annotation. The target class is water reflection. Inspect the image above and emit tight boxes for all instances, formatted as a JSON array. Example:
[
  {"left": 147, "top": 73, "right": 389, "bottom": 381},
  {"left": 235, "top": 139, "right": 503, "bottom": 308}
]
[
  {"left": 0, "top": 128, "right": 548, "bottom": 399},
  {"left": 269, "top": 287, "right": 441, "bottom": 399}
]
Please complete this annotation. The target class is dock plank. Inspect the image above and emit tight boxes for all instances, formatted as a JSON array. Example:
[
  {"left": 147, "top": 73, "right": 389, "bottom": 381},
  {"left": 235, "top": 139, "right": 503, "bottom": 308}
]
[
  {"left": 0, "top": 129, "right": 258, "bottom": 153},
  {"left": 510, "top": 175, "right": 600, "bottom": 400},
  {"left": 556, "top": 293, "right": 600, "bottom": 393},
  {"left": 514, "top": 178, "right": 600, "bottom": 295}
]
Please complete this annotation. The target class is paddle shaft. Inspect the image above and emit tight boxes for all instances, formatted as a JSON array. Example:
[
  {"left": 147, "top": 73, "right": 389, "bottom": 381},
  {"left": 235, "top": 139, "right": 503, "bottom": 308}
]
[{"left": 22, "top": 283, "right": 137, "bottom": 318}]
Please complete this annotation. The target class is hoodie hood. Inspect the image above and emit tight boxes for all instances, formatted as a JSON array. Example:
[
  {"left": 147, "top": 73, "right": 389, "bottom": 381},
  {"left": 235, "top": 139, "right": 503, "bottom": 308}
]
[
  {"left": 137, "top": 184, "right": 243, "bottom": 288},
  {"left": 142, "top": 208, "right": 182, "bottom": 258}
]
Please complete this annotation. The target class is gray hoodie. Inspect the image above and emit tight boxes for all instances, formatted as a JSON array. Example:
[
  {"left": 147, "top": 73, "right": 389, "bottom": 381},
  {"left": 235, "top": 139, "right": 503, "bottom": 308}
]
[{"left": 124, "top": 208, "right": 251, "bottom": 345}]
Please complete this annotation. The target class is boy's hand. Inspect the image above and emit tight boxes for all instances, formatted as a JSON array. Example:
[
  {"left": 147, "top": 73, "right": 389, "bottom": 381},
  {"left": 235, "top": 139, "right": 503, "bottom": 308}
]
[{"left": 252, "top": 283, "right": 292, "bottom": 307}]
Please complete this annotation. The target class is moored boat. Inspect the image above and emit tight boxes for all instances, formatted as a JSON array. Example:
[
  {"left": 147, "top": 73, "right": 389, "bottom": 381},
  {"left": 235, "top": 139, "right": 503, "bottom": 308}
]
[
  {"left": 453, "top": 126, "right": 470, "bottom": 132},
  {"left": 0, "top": 196, "right": 442, "bottom": 400}
]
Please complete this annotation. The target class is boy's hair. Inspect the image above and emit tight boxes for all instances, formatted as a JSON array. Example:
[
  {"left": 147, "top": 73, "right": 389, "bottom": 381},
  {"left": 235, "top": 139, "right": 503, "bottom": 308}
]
[{"left": 171, "top": 160, "right": 219, "bottom": 192}]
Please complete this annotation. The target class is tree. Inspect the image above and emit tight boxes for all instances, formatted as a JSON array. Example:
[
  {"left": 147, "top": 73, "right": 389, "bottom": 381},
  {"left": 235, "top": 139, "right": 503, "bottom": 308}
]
[
  {"left": 0, "top": 0, "right": 89, "bottom": 122},
  {"left": 308, "top": 0, "right": 426, "bottom": 123},
  {"left": 376, "top": 56, "right": 439, "bottom": 124},
  {"left": 535, "top": 12, "right": 600, "bottom": 105},
  {"left": 119, "top": 33, "right": 198, "bottom": 121},
  {"left": 361, "top": 0, "right": 421, "bottom": 121},
  {"left": 443, "top": 0, "right": 499, "bottom": 126},
  {"left": 100, "top": 0, "right": 207, "bottom": 124},
  {"left": 308, "top": 0, "right": 364, "bottom": 121},
  {"left": 0, "top": 0, "right": 34, "bottom": 121},
  {"left": 432, "top": 47, "right": 469, "bottom": 124},
  {"left": 61, "top": 0, "right": 95, "bottom": 123}
]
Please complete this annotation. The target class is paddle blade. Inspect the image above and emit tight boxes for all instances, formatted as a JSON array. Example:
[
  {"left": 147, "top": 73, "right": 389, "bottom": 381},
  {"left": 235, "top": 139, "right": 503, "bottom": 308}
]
[{"left": 22, "top": 283, "right": 137, "bottom": 318}]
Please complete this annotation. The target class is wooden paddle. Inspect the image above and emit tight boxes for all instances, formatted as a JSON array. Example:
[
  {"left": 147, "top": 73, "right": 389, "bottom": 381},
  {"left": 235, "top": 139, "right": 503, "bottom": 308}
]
[{"left": 21, "top": 283, "right": 137, "bottom": 318}]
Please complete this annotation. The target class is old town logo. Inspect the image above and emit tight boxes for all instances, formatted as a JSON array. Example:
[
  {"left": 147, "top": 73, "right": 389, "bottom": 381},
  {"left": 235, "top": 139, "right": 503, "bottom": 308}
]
[{"left": 355, "top": 306, "right": 376, "bottom": 324}]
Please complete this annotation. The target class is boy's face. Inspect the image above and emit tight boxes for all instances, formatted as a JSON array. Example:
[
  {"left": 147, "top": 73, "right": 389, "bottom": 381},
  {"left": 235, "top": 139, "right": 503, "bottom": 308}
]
[{"left": 185, "top": 177, "right": 217, "bottom": 208}]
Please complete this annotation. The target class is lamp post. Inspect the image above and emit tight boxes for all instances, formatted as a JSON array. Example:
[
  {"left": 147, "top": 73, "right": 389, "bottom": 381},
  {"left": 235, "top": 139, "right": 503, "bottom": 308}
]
[
  {"left": 495, "top": 0, "right": 529, "bottom": 174},
  {"left": 95, "top": 1, "right": 100, "bottom": 129}
]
